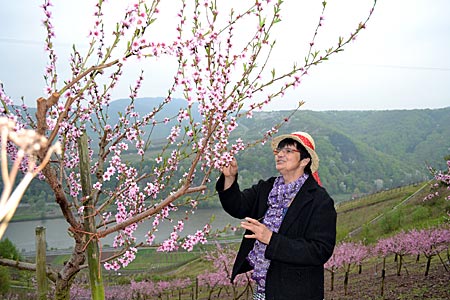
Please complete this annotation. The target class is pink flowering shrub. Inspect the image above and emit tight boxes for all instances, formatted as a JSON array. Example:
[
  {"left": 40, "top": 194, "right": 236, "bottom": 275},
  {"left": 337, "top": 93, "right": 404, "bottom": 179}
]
[
  {"left": 373, "top": 226, "right": 450, "bottom": 295},
  {"left": 197, "top": 243, "right": 251, "bottom": 299},
  {"left": 403, "top": 227, "right": 450, "bottom": 275},
  {"left": 325, "top": 241, "right": 369, "bottom": 294}
]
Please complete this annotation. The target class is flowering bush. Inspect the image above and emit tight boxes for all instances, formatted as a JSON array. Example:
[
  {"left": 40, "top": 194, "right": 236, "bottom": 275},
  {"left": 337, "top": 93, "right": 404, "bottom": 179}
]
[
  {"left": 325, "top": 241, "right": 369, "bottom": 293},
  {"left": 198, "top": 243, "right": 251, "bottom": 299}
]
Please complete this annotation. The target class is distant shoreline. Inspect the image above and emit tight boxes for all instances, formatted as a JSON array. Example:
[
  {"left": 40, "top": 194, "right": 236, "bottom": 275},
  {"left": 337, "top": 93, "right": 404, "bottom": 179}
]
[{"left": 9, "top": 214, "right": 65, "bottom": 223}]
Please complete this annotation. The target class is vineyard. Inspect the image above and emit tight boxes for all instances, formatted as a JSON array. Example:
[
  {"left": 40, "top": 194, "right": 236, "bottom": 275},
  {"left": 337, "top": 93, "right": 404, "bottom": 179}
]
[
  {"left": 47, "top": 184, "right": 450, "bottom": 299},
  {"left": 2, "top": 169, "right": 449, "bottom": 299},
  {"left": 62, "top": 226, "right": 449, "bottom": 299},
  {"left": 324, "top": 253, "right": 449, "bottom": 299},
  {"left": 66, "top": 251, "right": 450, "bottom": 300}
]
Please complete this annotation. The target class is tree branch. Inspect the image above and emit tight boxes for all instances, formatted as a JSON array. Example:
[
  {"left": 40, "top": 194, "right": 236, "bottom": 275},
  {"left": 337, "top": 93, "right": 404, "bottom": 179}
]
[
  {"left": 0, "top": 258, "right": 58, "bottom": 282},
  {"left": 96, "top": 185, "right": 207, "bottom": 238}
]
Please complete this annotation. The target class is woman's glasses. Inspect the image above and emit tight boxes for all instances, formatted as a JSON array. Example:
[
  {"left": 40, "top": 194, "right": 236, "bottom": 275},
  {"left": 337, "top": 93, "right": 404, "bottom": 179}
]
[{"left": 273, "top": 147, "right": 300, "bottom": 155}]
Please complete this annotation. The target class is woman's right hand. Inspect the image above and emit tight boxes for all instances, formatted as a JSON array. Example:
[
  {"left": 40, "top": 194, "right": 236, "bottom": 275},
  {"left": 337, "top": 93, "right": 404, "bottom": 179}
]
[
  {"left": 222, "top": 157, "right": 238, "bottom": 190},
  {"left": 223, "top": 157, "right": 238, "bottom": 177}
]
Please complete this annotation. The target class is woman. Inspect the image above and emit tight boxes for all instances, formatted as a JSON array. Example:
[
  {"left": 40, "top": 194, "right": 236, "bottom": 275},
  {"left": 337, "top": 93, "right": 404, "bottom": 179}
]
[{"left": 216, "top": 131, "right": 336, "bottom": 300}]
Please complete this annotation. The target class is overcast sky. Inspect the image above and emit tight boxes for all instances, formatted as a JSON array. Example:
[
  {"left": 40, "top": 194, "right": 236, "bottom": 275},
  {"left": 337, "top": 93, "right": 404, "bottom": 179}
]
[{"left": 0, "top": 0, "right": 449, "bottom": 111}]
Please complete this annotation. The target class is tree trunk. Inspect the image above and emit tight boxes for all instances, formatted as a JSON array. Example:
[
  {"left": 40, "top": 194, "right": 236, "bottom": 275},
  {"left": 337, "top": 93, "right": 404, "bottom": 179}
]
[
  {"left": 344, "top": 270, "right": 349, "bottom": 295},
  {"left": 396, "top": 255, "right": 403, "bottom": 276},
  {"left": 380, "top": 257, "right": 386, "bottom": 297},
  {"left": 78, "top": 131, "right": 105, "bottom": 300},
  {"left": 330, "top": 270, "right": 335, "bottom": 291},
  {"left": 54, "top": 240, "right": 86, "bottom": 300},
  {"left": 425, "top": 256, "right": 432, "bottom": 276},
  {"left": 55, "top": 277, "right": 74, "bottom": 300}
]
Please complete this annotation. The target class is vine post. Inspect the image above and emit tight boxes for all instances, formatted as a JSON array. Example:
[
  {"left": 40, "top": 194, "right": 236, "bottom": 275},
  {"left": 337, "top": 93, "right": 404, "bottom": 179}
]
[{"left": 36, "top": 226, "right": 48, "bottom": 300}]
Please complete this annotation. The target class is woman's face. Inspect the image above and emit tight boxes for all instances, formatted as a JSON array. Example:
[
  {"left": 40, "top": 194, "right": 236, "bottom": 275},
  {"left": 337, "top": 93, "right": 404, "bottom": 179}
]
[{"left": 274, "top": 144, "right": 309, "bottom": 177}]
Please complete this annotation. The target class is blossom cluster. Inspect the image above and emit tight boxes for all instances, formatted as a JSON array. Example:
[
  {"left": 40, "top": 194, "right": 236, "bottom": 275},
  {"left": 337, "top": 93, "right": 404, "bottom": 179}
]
[
  {"left": 41, "top": 0, "right": 58, "bottom": 93},
  {"left": 424, "top": 159, "right": 450, "bottom": 201},
  {"left": 325, "top": 241, "right": 369, "bottom": 272},
  {"left": 198, "top": 243, "right": 250, "bottom": 289},
  {"left": 181, "top": 224, "right": 210, "bottom": 251}
]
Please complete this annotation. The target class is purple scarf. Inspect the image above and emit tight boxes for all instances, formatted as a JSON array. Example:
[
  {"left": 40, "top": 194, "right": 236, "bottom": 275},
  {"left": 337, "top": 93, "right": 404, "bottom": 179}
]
[{"left": 247, "top": 173, "right": 308, "bottom": 293}]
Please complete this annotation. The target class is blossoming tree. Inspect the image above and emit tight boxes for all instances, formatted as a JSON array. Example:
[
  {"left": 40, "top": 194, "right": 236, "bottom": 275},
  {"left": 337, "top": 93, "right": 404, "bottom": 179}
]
[
  {"left": 325, "top": 241, "right": 369, "bottom": 294},
  {"left": 197, "top": 243, "right": 251, "bottom": 299},
  {"left": 0, "top": 0, "right": 376, "bottom": 299}
]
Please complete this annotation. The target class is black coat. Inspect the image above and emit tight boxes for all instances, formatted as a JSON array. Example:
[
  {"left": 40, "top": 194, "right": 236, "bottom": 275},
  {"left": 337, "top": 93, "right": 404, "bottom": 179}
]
[{"left": 216, "top": 174, "right": 337, "bottom": 300}]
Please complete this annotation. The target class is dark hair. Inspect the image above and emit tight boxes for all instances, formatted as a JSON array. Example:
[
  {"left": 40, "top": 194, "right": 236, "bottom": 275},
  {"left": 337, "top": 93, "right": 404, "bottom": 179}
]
[{"left": 278, "top": 138, "right": 312, "bottom": 174}]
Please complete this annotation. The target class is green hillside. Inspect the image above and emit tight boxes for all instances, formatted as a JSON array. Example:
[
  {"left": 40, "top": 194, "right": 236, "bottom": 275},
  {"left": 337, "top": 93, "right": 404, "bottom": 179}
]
[
  {"left": 234, "top": 107, "right": 450, "bottom": 198},
  {"left": 335, "top": 180, "right": 449, "bottom": 243},
  {"left": 5, "top": 102, "right": 450, "bottom": 210}
]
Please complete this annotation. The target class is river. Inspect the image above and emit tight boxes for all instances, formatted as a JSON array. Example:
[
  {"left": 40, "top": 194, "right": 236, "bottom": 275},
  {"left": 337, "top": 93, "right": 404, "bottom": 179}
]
[{"left": 2, "top": 208, "right": 241, "bottom": 253}]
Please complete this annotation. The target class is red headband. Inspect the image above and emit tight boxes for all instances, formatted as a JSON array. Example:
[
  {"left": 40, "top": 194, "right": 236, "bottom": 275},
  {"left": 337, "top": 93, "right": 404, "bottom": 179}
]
[
  {"left": 292, "top": 133, "right": 321, "bottom": 186},
  {"left": 291, "top": 133, "right": 315, "bottom": 150}
]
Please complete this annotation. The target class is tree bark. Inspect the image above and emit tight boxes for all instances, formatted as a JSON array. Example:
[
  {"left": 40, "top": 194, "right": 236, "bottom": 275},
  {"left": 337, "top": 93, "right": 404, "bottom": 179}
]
[{"left": 78, "top": 131, "right": 105, "bottom": 299}]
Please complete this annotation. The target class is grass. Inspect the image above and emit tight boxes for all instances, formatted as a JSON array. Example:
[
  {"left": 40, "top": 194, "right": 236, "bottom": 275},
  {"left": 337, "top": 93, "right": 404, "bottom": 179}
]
[
  {"left": 353, "top": 184, "right": 450, "bottom": 243},
  {"left": 48, "top": 247, "right": 205, "bottom": 282},
  {"left": 335, "top": 182, "right": 449, "bottom": 243},
  {"left": 335, "top": 184, "right": 422, "bottom": 241},
  {"left": 9, "top": 204, "right": 62, "bottom": 221},
  {"left": 124, "top": 248, "right": 200, "bottom": 271}
]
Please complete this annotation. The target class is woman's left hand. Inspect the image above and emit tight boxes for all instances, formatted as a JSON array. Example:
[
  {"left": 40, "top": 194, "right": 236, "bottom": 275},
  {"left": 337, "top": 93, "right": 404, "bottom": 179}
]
[{"left": 241, "top": 217, "right": 273, "bottom": 245}]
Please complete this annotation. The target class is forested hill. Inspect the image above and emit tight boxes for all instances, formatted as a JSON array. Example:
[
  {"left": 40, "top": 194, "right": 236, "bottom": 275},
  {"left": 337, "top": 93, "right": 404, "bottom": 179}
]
[{"left": 233, "top": 106, "right": 450, "bottom": 197}]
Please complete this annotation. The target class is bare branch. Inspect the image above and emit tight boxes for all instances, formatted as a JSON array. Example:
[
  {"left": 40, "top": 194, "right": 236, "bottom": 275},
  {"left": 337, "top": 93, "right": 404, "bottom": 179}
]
[{"left": 0, "top": 258, "right": 58, "bottom": 282}]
